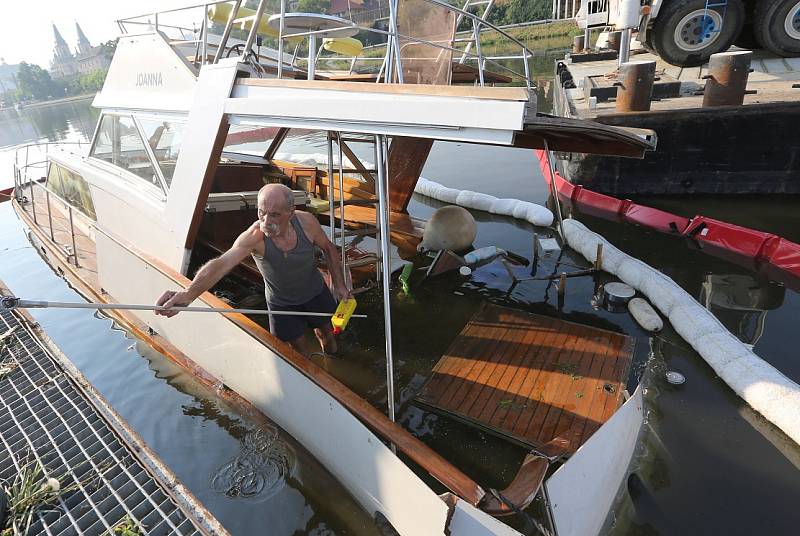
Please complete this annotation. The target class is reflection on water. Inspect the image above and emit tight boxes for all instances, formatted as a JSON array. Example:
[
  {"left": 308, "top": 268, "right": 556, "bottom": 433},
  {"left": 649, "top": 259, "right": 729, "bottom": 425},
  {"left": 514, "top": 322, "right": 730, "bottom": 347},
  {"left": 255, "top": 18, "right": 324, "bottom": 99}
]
[
  {"left": 0, "top": 97, "right": 97, "bottom": 149},
  {"left": 2, "top": 76, "right": 800, "bottom": 535}
]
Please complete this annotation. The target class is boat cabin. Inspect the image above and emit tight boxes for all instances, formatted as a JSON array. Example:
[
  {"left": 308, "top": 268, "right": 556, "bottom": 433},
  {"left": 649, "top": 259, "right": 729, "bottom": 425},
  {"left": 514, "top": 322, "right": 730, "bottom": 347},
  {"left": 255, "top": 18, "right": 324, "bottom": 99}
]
[{"left": 11, "top": 1, "right": 656, "bottom": 534}]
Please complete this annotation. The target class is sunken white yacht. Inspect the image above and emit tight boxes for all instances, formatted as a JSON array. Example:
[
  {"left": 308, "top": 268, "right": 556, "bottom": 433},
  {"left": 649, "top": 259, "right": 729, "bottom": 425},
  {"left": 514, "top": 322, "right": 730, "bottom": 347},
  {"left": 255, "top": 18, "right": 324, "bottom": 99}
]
[{"left": 9, "top": 1, "right": 657, "bottom": 534}]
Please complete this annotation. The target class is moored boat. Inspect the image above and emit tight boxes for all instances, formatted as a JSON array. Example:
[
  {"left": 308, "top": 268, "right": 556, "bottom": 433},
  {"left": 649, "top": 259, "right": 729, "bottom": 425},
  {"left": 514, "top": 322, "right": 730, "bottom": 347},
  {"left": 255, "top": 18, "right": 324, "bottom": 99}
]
[{"left": 9, "top": 1, "right": 659, "bottom": 533}]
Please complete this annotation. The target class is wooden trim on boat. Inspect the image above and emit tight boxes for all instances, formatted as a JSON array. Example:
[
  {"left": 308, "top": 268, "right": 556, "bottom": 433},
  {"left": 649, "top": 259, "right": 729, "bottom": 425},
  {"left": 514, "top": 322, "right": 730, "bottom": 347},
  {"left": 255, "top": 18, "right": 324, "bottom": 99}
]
[
  {"left": 184, "top": 119, "right": 231, "bottom": 250},
  {"left": 388, "top": 137, "right": 434, "bottom": 213},
  {"left": 235, "top": 78, "right": 531, "bottom": 102},
  {"left": 15, "top": 196, "right": 486, "bottom": 506}
]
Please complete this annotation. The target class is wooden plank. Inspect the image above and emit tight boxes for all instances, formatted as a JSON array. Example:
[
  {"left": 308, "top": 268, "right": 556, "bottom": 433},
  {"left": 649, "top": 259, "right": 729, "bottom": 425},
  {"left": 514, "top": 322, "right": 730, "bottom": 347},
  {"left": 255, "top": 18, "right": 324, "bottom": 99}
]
[
  {"left": 416, "top": 305, "right": 633, "bottom": 455},
  {"left": 388, "top": 137, "right": 434, "bottom": 213},
  {"left": 475, "top": 315, "right": 539, "bottom": 425},
  {"left": 327, "top": 204, "right": 425, "bottom": 239},
  {"left": 494, "top": 316, "right": 559, "bottom": 431},
  {"left": 237, "top": 77, "right": 531, "bottom": 101}
]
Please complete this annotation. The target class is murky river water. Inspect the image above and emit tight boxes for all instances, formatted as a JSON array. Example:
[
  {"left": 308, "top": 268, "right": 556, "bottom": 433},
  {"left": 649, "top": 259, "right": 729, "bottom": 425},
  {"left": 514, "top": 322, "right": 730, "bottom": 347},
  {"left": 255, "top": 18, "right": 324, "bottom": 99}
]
[{"left": 2, "top": 66, "right": 800, "bottom": 535}]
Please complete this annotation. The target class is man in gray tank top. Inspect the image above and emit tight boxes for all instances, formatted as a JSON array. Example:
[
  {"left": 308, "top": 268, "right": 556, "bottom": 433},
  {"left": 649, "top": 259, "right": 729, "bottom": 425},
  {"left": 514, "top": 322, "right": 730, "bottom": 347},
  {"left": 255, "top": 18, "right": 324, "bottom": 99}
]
[{"left": 155, "top": 184, "right": 350, "bottom": 356}]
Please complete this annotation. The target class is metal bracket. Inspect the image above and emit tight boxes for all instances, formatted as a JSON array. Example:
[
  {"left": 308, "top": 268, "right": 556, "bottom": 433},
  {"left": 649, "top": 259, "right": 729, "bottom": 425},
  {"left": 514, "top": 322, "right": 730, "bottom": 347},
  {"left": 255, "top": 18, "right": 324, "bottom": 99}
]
[{"left": 0, "top": 297, "right": 20, "bottom": 310}]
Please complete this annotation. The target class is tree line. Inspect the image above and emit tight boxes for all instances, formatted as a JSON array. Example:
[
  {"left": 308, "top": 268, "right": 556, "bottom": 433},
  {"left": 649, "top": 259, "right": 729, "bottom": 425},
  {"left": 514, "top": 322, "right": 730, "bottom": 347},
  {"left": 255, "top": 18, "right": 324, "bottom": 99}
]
[{"left": 7, "top": 39, "right": 116, "bottom": 104}]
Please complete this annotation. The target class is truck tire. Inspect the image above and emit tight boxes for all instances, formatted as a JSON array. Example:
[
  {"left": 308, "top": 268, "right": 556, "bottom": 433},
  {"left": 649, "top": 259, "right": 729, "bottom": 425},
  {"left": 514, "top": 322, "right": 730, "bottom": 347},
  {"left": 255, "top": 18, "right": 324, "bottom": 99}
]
[
  {"left": 754, "top": 0, "right": 800, "bottom": 57},
  {"left": 650, "top": 0, "right": 745, "bottom": 67}
]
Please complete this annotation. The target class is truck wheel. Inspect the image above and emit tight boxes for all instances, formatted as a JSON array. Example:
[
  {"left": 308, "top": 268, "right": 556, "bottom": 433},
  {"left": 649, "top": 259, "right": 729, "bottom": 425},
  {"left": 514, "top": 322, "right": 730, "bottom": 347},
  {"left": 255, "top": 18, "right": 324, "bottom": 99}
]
[
  {"left": 754, "top": 0, "right": 800, "bottom": 56},
  {"left": 650, "top": 0, "right": 745, "bottom": 67}
]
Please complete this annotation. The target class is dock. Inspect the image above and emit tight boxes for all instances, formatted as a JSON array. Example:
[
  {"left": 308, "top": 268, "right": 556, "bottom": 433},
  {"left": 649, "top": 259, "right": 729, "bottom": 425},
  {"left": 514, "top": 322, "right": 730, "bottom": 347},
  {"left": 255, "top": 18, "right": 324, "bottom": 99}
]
[
  {"left": 552, "top": 47, "right": 800, "bottom": 195},
  {"left": 0, "top": 286, "right": 225, "bottom": 535},
  {"left": 416, "top": 304, "right": 633, "bottom": 456}
]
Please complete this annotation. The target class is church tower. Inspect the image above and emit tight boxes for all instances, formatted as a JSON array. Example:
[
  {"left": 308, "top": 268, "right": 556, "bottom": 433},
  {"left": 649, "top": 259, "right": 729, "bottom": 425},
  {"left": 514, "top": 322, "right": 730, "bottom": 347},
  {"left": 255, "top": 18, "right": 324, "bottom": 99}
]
[
  {"left": 52, "top": 24, "right": 71, "bottom": 60},
  {"left": 75, "top": 22, "right": 91, "bottom": 55}
]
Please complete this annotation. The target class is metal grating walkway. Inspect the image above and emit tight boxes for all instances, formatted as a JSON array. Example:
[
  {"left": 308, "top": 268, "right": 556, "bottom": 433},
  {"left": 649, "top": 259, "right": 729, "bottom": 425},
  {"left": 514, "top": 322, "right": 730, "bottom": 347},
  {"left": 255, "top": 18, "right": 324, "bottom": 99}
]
[{"left": 0, "top": 305, "right": 224, "bottom": 535}]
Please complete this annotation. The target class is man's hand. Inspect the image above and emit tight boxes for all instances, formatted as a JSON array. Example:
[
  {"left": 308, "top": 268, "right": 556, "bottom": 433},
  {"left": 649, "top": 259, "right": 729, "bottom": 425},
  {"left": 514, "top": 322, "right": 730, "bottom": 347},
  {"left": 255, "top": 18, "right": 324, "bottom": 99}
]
[
  {"left": 333, "top": 284, "right": 352, "bottom": 302},
  {"left": 155, "top": 290, "right": 192, "bottom": 318}
]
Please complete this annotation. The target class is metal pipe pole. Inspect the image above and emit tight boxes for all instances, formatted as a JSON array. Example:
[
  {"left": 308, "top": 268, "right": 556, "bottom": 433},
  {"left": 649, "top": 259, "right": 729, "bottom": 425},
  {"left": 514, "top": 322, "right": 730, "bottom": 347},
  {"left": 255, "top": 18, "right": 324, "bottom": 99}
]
[
  {"left": 241, "top": 0, "right": 269, "bottom": 62},
  {"left": 68, "top": 206, "right": 78, "bottom": 268},
  {"left": 327, "top": 132, "right": 336, "bottom": 243},
  {"left": 202, "top": 3, "right": 209, "bottom": 65},
  {"left": 390, "top": 0, "right": 404, "bottom": 83},
  {"left": 584, "top": 26, "right": 591, "bottom": 51},
  {"left": 337, "top": 132, "right": 349, "bottom": 288},
  {"left": 618, "top": 28, "right": 631, "bottom": 65},
  {"left": 373, "top": 138, "right": 382, "bottom": 281},
  {"left": 523, "top": 48, "right": 531, "bottom": 91},
  {"left": 543, "top": 140, "right": 565, "bottom": 241},
  {"left": 384, "top": 0, "right": 396, "bottom": 83},
  {"left": 374, "top": 134, "right": 396, "bottom": 423},
  {"left": 473, "top": 20, "right": 485, "bottom": 86},
  {"left": 45, "top": 191, "right": 55, "bottom": 241},
  {"left": 213, "top": 0, "right": 242, "bottom": 63},
  {"left": 0, "top": 297, "right": 367, "bottom": 318},
  {"left": 277, "top": 0, "right": 286, "bottom": 78}
]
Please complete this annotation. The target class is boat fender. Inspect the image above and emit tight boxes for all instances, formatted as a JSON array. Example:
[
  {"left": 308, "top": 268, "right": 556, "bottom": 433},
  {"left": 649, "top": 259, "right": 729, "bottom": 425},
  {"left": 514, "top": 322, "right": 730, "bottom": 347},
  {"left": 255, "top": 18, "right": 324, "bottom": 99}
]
[
  {"left": 418, "top": 206, "right": 477, "bottom": 254},
  {"left": 464, "top": 246, "right": 507, "bottom": 265},
  {"left": 628, "top": 297, "right": 663, "bottom": 332}
]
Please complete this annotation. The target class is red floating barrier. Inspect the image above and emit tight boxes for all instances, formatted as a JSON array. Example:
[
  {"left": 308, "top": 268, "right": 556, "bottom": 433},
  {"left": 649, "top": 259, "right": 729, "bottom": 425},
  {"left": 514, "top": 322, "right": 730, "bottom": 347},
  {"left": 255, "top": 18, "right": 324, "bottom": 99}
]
[{"left": 534, "top": 149, "right": 800, "bottom": 283}]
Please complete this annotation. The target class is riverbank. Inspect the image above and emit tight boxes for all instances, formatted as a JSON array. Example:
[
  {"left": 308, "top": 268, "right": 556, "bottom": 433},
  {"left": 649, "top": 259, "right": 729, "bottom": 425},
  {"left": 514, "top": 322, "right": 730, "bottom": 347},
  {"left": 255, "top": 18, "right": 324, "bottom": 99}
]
[{"left": 13, "top": 93, "right": 95, "bottom": 111}]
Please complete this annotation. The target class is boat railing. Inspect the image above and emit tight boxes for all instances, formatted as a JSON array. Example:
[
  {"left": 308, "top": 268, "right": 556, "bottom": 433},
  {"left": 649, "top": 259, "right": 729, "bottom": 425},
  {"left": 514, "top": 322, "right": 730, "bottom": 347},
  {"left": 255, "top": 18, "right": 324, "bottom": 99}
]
[
  {"left": 12, "top": 142, "right": 87, "bottom": 268},
  {"left": 115, "top": 0, "right": 538, "bottom": 89}
]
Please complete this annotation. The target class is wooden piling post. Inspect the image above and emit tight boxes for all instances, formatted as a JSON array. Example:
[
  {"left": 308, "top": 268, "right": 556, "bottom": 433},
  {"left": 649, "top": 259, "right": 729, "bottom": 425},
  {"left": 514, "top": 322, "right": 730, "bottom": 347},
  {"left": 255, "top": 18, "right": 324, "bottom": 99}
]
[
  {"left": 594, "top": 243, "right": 603, "bottom": 271},
  {"left": 572, "top": 35, "right": 585, "bottom": 54},
  {"left": 607, "top": 30, "right": 622, "bottom": 52},
  {"left": 702, "top": 50, "right": 752, "bottom": 107},
  {"left": 558, "top": 273, "right": 567, "bottom": 297},
  {"left": 615, "top": 61, "right": 656, "bottom": 113}
]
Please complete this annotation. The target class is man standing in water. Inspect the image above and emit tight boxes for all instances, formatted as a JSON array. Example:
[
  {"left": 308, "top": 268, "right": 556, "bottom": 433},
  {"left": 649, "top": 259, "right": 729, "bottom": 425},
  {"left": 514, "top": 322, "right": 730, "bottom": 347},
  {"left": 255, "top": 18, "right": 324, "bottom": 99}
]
[{"left": 156, "top": 183, "right": 350, "bottom": 356}]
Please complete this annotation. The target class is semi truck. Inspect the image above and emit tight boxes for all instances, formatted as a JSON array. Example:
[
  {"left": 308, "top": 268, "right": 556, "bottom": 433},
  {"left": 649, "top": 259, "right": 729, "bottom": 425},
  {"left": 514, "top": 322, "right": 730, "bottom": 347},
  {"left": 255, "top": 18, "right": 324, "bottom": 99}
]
[{"left": 576, "top": 0, "right": 800, "bottom": 66}]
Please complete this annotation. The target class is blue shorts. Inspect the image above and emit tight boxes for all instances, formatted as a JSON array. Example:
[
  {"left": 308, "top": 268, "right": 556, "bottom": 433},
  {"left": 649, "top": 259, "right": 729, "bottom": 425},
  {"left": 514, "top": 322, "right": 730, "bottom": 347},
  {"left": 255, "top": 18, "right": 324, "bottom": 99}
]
[{"left": 268, "top": 286, "right": 337, "bottom": 342}]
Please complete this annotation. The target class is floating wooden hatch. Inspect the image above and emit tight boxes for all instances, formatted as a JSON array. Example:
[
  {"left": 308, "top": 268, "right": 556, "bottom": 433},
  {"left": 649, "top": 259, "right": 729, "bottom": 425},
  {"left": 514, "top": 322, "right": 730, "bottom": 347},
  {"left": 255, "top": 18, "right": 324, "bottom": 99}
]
[{"left": 416, "top": 304, "right": 634, "bottom": 456}]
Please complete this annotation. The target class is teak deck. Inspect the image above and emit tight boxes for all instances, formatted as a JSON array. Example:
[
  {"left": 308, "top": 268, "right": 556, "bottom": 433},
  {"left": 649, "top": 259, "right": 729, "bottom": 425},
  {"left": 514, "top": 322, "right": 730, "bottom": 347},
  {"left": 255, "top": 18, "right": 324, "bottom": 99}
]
[{"left": 416, "top": 304, "right": 634, "bottom": 456}]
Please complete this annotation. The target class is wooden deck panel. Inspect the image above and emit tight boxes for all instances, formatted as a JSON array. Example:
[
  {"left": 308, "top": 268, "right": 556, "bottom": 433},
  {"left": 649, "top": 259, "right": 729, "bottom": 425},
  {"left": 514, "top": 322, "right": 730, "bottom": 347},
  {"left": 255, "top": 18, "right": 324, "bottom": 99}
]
[
  {"left": 416, "top": 304, "right": 634, "bottom": 455},
  {"left": 21, "top": 189, "right": 98, "bottom": 286}
]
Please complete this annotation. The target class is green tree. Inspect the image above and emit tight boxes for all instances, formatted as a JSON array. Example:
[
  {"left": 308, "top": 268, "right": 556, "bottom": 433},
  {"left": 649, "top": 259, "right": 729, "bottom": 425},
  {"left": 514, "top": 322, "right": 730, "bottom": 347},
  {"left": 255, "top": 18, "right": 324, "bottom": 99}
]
[
  {"left": 100, "top": 39, "right": 118, "bottom": 60},
  {"left": 504, "top": 0, "right": 551, "bottom": 24},
  {"left": 296, "top": 0, "right": 330, "bottom": 13},
  {"left": 16, "top": 62, "right": 60, "bottom": 101}
]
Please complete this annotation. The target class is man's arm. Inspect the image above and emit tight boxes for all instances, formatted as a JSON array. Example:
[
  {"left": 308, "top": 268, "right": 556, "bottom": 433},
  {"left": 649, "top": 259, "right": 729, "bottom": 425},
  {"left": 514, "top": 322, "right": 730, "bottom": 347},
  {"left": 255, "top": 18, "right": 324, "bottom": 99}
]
[
  {"left": 155, "top": 223, "right": 262, "bottom": 317},
  {"left": 296, "top": 212, "right": 351, "bottom": 301}
]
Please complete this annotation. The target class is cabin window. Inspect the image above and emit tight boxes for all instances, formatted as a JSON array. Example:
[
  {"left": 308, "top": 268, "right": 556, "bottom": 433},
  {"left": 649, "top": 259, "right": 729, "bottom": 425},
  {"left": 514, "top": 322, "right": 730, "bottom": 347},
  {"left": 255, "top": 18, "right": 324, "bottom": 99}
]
[
  {"left": 90, "top": 115, "right": 163, "bottom": 191},
  {"left": 138, "top": 118, "right": 185, "bottom": 187},
  {"left": 46, "top": 163, "right": 97, "bottom": 220}
]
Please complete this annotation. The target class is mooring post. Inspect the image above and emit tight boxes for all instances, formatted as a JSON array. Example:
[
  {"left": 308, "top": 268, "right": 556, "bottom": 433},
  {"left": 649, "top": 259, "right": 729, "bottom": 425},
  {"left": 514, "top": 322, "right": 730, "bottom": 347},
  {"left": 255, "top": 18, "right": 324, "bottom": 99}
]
[
  {"left": 584, "top": 27, "right": 591, "bottom": 51},
  {"left": 572, "top": 35, "right": 585, "bottom": 54},
  {"left": 615, "top": 60, "right": 656, "bottom": 113},
  {"left": 558, "top": 273, "right": 567, "bottom": 297},
  {"left": 702, "top": 50, "right": 752, "bottom": 107},
  {"left": 595, "top": 243, "right": 603, "bottom": 271},
  {"left": 607, "top": 30, "right": 622, "bottom": 52}
]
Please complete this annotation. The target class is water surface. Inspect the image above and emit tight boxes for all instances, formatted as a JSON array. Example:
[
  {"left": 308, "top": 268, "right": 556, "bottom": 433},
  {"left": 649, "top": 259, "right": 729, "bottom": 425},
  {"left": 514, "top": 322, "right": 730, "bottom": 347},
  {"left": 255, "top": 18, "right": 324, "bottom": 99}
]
[{"left": 2, "top": 73, "right": 800, "bottom": 535}]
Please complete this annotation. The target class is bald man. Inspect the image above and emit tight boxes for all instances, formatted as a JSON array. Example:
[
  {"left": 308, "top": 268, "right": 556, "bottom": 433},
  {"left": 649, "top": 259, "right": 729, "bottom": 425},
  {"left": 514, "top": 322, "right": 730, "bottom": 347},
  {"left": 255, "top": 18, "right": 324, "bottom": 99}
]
[{"left": 156, "top": 183, "right": 350, "bottom": 356}]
